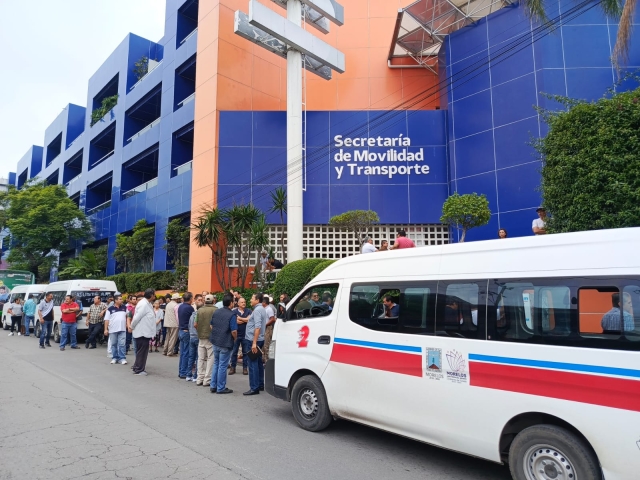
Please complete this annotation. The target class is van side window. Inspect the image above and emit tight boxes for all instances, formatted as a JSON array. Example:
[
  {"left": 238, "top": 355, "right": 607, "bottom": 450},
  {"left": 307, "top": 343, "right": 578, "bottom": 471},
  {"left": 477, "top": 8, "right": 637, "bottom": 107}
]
[
  {"left": 436, "top": 281, "right": 485, "bottom": 339},
  {"left": 579, "top": 286, "right": 639, "bottom": 343},
  {"left": 290, "top": 284, "right": 339, "bottom": 320},
  {"left": 488, "top": 281, "right": 536, "bottom": 343},
  {"left": 349, "top": 283, "right": 436, "bottom": 334}
]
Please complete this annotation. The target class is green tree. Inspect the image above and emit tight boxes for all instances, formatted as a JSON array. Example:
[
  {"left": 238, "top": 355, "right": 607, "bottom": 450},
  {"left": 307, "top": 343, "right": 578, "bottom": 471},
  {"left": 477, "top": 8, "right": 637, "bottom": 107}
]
[
  {"left": 164, "top": 218, "right": 190, "bottom": 267},
  {"left": 113, "top": 220, "right": 155, "bottom": 273},
  {"left": 536, "top": 87, "right": 640, "bottom": 233},
  {"left": 440, "top": 192, "right": 491, "bottom": 242},
  {"left": 329, "top": 210, "right": 380, "bottom": 247},
  {"left": 59, "top": 245, "right": 108, "bottom": 279},
  {"left": 269, "top": 186, "right": 287, "bottom": 263},
  {"left": 2, "top": 180, "right": 91, "bottom": 278},
  {"left": 193, "top": 207, "right": 231, "bottom": 291},
  {"left": 522, "top": 0, "right": 635, "bottom": 65}
]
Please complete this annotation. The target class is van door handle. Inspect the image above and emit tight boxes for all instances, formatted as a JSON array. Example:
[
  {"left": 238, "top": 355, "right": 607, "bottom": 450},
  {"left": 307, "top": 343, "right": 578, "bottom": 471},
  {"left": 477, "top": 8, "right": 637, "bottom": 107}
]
[{"left": 318, "top": 335, "right": 331, "bottom": 345}]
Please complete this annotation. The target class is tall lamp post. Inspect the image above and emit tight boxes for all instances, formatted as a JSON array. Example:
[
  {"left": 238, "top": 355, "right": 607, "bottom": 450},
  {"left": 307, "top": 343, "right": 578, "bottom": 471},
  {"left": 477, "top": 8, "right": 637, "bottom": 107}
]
[{"left": 235, "top": 0, "right": 345, "bottom": 262}]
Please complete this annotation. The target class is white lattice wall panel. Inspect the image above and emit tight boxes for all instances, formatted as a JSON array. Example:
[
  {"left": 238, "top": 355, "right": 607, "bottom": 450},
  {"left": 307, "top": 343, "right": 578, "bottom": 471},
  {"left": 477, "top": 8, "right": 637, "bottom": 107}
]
[{"left": 227, "top": 224, "right": 449, "bottom": 267}]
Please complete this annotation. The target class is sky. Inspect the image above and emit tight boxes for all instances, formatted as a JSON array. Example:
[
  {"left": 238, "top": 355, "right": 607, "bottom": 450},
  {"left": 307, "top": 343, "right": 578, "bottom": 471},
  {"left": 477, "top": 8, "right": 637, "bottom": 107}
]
[{"left": 0, "top": 0, "right": 166, "bottom": 180}]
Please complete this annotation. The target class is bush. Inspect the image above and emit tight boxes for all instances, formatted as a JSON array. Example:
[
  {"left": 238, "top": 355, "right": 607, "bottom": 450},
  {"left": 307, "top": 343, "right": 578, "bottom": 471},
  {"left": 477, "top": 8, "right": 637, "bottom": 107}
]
[
  {"left": 105, "top": 267, "right": 188, "bottom": 293},
  {"left": 271, "top": 258, "right": 327, "bottom": 298},
  {"left": 309, "top": 260, "right": 337, "bottom": 281}
]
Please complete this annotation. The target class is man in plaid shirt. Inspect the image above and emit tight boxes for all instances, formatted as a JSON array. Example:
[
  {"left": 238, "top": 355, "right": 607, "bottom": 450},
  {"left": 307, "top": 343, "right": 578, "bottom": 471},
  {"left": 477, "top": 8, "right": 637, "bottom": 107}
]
[{"left": 85, "top": 296, "right": 107, "bottom": 349}]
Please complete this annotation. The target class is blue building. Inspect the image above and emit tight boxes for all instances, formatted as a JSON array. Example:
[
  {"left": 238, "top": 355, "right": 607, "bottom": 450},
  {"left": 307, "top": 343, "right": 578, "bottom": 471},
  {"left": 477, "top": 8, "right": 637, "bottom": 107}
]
[{"left": 11, "top": 0, "right": 640, "bottom": 283}]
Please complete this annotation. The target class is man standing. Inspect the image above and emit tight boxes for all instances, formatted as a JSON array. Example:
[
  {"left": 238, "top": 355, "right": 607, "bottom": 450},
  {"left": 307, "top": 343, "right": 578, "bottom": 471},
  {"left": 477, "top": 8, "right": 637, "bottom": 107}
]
[
  {"left": 38, "top": 293, "right": 54, "bottom": 349},
  {"left": 125, "top": 295, "right": 137, "bottom": 354},
  {"left": 186, "top": 295, "right": 204, "bottom": 382},
  {"left": 209, "top": 294, "right": 238, "bottom": 394},
  {"left": 23, "top": 295, "right": 37, "bottom": 337},
  {"left": 194, "top": 294, "right": 217, "bottom": 387},
  {"left": 131, "top": 289, "right": 157, "bottom": 376},
  {"left": 163, "top": 294, "right": 180, "bottom": 356},
  {"left": 532, "top": 207, "right": 548, "bottom": 235},
  {"left": 244, "top": 293, "right": 267, "bottom": 396},
  {"left": 85, "top": 296, "right": 106, "bottom": 349},
  {"left": 361, "top": 237, "right": 377, "bottom": 254},
  {"left": 262, "top": 296, "right": 276, "bottom": 363},
  {"left": 60, "top": 295, "right": 81, "bottom": 351},
  {"left": 389, "top": 229, "right": 416, "bottom": 249},
  {"left": 104, "top": 295, "right": 128, "bottom": 365},
  {"left": 177, "top": 292, "right": 195, "bottom": 379}
]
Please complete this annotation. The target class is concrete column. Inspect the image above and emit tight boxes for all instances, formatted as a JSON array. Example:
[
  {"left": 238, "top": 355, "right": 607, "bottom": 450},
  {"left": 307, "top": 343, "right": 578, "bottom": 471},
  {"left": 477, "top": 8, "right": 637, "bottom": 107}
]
[{"left": 286, "top": 0, "right": 304, "bottom": 263}]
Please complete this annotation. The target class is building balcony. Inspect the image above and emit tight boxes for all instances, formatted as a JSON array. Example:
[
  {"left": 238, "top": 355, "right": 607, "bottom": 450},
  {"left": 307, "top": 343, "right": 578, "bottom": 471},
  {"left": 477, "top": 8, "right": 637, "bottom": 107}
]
[
  {"left": 86, "top": 200, "right": 112, "bottom": 216},
  {"left": 173, "top": 160, "right": 192, "bottom": 177},
  {"left": 122, "top": 177, "right": 158, "bottom": 200}
]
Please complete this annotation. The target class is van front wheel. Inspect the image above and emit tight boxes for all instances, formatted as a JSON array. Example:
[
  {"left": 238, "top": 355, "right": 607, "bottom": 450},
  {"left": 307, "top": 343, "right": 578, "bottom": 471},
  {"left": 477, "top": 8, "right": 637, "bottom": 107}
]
[
  {"left": 509, "top": 424, "right": 602, "bottom": 480},
  {"left": 291, "top": 375, "right": 332, "bottom": 432},
  {"left": 53, "top": 324, "right": 60, "bottom": 344}
]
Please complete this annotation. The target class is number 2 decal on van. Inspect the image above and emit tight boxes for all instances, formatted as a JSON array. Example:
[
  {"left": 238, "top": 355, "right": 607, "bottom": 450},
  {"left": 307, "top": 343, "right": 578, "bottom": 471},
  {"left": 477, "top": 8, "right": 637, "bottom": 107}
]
[{"left": 297, "top": 325, "right": 310, "bottom": 348}]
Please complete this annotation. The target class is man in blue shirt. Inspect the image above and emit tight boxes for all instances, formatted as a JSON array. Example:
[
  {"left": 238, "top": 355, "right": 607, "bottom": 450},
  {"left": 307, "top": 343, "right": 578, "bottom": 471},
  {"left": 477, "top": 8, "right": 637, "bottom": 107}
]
[
  {"left": 601, "top": 292, "right": 634, "bottom": 333},
  {"left": 244, "top": 293, "right": 268, "bottom": 395},
  {"left": 209, "top": 294, "right": 238, "bottom": 394},
  {"left": 23, "top": 295, "right": 38, "bottom": 337},
  {"left": 383, "top": 295, "right": 399, "bottom": 317},
  {"left": 177, "top": 292, "right": 195, "bottom": 379}
]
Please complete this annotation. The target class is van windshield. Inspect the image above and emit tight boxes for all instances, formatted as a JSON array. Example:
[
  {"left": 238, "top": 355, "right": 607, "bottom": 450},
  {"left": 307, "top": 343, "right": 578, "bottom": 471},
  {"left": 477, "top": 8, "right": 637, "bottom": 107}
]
[{"left": 71, "top": 291, "right": 116, "bottom": 308}]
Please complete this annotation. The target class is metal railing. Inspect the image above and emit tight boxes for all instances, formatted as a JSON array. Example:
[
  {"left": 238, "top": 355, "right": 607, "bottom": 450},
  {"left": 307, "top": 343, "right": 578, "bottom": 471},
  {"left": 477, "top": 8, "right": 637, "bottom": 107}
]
[
  {"left": 64, "top": 174, "right": 82, "bottom": 187},
  {"left": 121, "top": 177, "right": 158, "bottom": 200},
  {"left": 177, "top": 93, "right": 195, "bottom": 108},
  {"left": 173, "top": 160, "right": 193, "bottom": 176},
  {"left": 129, "top": 60, "right": 163, "bottom": 91},
  {"left": 179, "top": 28, "right": 198, "bottom": 46},
  {"left": 86, "top": 200, "right": 111, "bottom": 216},
  {"left": 90, "top": 150, "right": 114, "bottom": 168},
  {"left": 127, "top": 117, "right": 161, "bottom": 143}
]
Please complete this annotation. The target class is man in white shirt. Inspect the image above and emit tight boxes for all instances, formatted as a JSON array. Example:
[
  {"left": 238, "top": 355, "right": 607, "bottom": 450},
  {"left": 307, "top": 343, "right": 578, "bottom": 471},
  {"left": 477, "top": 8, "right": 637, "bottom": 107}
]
[
  {"left": 532, "top": 207, "right": 548, "bottom": 235},
  {"left": 131, "top": 289, "right": 157, "bottom": 376},
  {"left": 361, "top": 237, "right": 377, "bottom": 254},
  {"left": 104, "top": 295, "right": 128, "bottom": 365}
]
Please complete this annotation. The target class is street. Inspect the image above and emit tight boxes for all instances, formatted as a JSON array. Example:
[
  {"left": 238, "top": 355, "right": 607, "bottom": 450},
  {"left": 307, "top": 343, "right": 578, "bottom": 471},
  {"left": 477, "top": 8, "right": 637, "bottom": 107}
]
[{"left": 0, "top": 335, "right": 511, "bottom": 480}]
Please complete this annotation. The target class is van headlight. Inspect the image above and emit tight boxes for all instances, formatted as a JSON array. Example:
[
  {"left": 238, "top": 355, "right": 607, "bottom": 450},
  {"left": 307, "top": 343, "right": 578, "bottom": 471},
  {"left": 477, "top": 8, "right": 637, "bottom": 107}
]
[{"left": 268, "top": 340, "right": 276, "bottom": 358}]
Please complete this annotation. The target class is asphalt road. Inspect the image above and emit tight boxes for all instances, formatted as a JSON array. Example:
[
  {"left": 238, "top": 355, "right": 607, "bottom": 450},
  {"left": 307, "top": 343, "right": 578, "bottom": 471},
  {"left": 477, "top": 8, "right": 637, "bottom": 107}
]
[{"left": 0, "top": 333, "right": 511, "bottom": 480}]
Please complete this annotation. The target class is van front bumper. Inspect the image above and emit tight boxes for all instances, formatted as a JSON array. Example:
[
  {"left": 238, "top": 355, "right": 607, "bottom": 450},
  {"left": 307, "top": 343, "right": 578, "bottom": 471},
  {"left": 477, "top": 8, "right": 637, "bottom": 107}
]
[{"left": 265, "top": 358, "right": 288, "bottom": 401}]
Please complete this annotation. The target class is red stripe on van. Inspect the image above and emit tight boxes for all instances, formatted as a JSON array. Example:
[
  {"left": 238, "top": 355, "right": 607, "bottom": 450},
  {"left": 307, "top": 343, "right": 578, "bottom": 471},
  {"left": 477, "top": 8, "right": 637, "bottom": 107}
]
[
  {"left": 469, "top": 361, "right": 640, "bottom": 412},
  {"left": 331, "top": 343, "right": 422, "bottom": 377}
]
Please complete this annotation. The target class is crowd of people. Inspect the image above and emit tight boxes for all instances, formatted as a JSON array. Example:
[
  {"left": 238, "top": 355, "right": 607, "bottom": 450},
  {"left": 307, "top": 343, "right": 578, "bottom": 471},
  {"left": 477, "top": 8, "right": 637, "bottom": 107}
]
[{"left": 7, "top": 288, "right": 289, "bottom": 396}]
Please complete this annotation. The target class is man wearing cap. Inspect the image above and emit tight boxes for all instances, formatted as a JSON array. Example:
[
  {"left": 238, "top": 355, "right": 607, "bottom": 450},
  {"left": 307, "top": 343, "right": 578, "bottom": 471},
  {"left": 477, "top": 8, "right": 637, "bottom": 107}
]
[
  {"left": 361, "top": 237, "right": 377, "bottom": 254},
  {"left": 532, "top": 207, "right": 548, "bottom": 235},
  {"left": 194, "top": 294, "right": 217, "bottom": 386},
  {"left": 163, "top": 293, "right": 180, "bottom": 356}
]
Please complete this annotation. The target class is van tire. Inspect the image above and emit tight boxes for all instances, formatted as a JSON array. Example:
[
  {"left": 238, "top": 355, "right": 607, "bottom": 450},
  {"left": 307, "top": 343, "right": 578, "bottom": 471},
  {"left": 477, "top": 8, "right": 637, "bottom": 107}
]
[
  {"left": 53, "top": 324, "right": 60, "bottom": 344},
  {"left": 291, "top": 375, "right": 332, "bottom": 432},
  {"left": 2, "top": 317, "right": 7, "bottom": 330},
  {"left": 35, "top": 322, "right": 41, "bottom": 338},
  {"left": 509, "top": 424, "right": 601, "bottom": 480}
]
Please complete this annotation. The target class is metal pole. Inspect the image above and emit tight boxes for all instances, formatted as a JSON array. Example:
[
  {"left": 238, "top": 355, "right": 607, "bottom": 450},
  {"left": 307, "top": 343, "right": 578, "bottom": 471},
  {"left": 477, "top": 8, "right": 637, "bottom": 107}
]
[{"left": 286, "top": 0, "right": 303, "bottom": 262}]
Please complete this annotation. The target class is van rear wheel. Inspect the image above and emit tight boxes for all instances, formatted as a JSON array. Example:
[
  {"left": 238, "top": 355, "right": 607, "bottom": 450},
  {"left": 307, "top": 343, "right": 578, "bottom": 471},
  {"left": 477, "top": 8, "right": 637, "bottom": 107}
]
[
  {"left": 35, "top": 322, "right": 41, "bottom": 338},
  {"left": 291, "top": 375, "right": 332, "bottom": 432},
  {"left": 509, "top": 424, "right": 601, "bottom": 480},
  {"left": 53, "top": 324, "right": 60, "bottom": 344}
]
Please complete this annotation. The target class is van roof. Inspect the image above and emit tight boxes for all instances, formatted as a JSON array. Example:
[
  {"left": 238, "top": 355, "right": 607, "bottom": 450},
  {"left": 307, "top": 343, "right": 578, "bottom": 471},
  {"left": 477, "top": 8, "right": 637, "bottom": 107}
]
[
  {"left": 312, "top": 227, "right": 640, "bottom": 283},
  {"left": 9, "top": 284, "right": 47, "bottom": 292},
  {"left": 45, "top": 279, "right": 118, "bottom": 289}
]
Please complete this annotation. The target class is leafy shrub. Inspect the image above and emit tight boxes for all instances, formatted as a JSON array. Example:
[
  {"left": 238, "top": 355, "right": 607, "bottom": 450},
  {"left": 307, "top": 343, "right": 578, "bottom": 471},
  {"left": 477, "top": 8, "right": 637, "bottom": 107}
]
[
  {"left": 271, "top": 258, "right": 327, "bottom": 298},
  {"left": 105, "top": 266, "right": 188, "bottom": 293},
  {"left": 309, "top": 260, "right": 337, "bottom": 281}
]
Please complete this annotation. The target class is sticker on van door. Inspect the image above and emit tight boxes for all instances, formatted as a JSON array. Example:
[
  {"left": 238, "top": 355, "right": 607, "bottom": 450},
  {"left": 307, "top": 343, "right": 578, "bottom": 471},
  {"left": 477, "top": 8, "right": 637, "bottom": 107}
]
[
  {"left": 445, "top": 349, "right": 468, "bottom": 384},
  {"left": 425, "top": 348, "right": 443, "bottom": 380},
  {"left": 297, "top": 325, "right": 310, "bottom": 348}
]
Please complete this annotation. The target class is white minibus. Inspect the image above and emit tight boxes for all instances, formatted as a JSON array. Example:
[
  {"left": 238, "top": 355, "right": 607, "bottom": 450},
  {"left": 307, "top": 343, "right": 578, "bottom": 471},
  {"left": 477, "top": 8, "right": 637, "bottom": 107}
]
[
  {"left": 1, "top": 284, "right": 47, "bottom": 332},
  {"left": 266, "top": 227, "right": 640, "bottom": 480},
  {"left": 34, "top": 280, "right": 117, "bottom": 343}
]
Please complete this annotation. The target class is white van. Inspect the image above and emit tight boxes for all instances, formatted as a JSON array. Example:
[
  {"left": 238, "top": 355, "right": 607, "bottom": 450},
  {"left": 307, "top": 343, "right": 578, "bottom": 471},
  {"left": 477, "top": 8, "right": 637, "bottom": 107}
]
[
  {"left": 34, "top": 280, "right": 117, "bottom": 343},
  {"left": 1, "top": 284, "right": 48, "bottom": 332},
  {"left": 266, "top": 227, "right": 640, "bottom": 480}
]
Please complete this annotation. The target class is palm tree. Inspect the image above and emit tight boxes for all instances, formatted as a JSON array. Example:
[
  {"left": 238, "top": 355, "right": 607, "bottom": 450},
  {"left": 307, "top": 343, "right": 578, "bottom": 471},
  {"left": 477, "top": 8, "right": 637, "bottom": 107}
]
[
  {"left": 226, "top": 204, "right": 264, "bottom": 288},
  {"left": 522, "top": 0, "right": 636, "bottom": 65},
  {"left": 269, "top": 186, "right": 287, "bottom": 263},
  {"left": 192, "top": 206, "right": 230, "bottom": 291}
]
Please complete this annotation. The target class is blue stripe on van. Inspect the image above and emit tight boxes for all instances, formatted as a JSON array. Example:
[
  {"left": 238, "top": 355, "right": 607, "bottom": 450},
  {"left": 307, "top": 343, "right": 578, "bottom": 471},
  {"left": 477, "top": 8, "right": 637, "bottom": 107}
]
[
  {"left": 469, "top": 354, "right": 640, "bottom": 379},
  {"left": 334, "top": 337, "right": 421, "bottom": 353}
]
